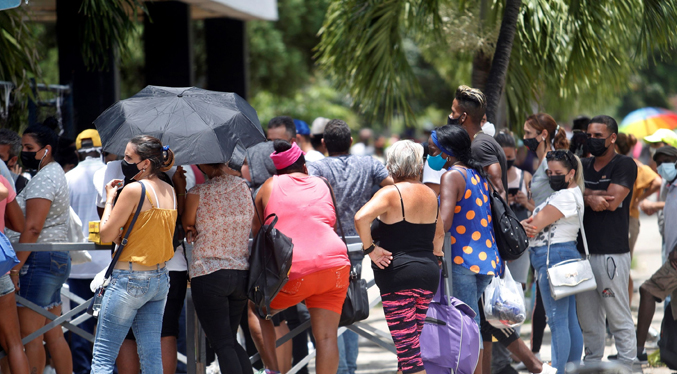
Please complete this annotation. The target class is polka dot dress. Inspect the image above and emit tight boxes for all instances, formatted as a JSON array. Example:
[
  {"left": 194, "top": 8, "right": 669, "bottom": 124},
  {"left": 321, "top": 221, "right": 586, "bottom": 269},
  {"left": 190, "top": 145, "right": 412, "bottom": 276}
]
[{"left": 448, "top": 167, "right": 500, "bottom": 275}]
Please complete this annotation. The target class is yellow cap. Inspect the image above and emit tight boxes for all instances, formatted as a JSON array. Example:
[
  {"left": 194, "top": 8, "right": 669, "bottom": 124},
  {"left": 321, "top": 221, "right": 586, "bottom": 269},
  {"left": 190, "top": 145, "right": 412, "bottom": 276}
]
[{"left": 76, "top": 129, "right": 102, "bottom": 150}]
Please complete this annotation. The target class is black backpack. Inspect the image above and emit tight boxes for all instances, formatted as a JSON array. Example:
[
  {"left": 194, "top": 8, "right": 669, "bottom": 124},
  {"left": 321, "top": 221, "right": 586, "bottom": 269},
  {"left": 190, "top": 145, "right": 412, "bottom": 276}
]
[
  {"left": 248, "top": 211, "right": 294, "bottom": 320},
  {"left": 486, "top": 179, "right": 529, "bottom": 261},
  {"left": 660, "top": 301, "right": 677, "bottom": 369}
]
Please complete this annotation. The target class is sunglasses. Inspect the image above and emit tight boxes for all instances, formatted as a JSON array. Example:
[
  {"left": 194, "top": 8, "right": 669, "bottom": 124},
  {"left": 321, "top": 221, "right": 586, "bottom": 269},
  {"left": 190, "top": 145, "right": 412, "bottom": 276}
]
[{"left": 546, "top": 150, "right": 576, "bottom": 169}]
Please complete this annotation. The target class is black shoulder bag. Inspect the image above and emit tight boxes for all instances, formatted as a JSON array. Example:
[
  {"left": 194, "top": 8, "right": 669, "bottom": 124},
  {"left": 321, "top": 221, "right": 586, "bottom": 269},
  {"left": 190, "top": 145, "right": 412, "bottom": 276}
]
[
  {"left": 319, "top": 178, "right": 370, "bottom": 326},
  {"left": 486, "top": 178, "right": 529, "bottom": 261},
  {"left": 87, "top": 182, "right": 147, "bottom": 318},
  {"left": 248, "top": 194, "right": 295, "bottom": 320}
]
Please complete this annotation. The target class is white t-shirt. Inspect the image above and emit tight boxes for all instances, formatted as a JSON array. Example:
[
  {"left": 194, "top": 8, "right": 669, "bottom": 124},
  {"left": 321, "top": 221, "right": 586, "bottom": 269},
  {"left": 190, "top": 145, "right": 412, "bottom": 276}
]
[
  {"left": 422, "top": 159, "right": 446, "bottom": 185},
  {"left": 67, "top": 158, "right": 108, "bottom": 279},
  {"left": 529, "top": 187, "right": 584, "bottom": 247},
  {"left": 305, "top": 149, "right": 325, "bottom": 163}
]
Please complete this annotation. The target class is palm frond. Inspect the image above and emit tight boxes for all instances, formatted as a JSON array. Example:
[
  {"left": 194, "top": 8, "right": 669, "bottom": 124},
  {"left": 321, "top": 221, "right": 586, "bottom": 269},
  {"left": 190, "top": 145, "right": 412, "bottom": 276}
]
[
  {"left": 80, "top": 0, "right": 146, "bottom": 70},
  {"left": 316, "top": 0, "right": 444, "bottom": 125}
]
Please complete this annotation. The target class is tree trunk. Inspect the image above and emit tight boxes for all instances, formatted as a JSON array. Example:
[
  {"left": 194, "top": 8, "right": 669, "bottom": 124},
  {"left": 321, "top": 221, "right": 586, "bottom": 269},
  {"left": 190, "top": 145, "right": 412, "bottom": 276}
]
[
  {"left": 484, "top": 0, "right": 521, "bottom": 123},
  {"left": 471, "top": 50, "right": 492, "bottom": 91}
]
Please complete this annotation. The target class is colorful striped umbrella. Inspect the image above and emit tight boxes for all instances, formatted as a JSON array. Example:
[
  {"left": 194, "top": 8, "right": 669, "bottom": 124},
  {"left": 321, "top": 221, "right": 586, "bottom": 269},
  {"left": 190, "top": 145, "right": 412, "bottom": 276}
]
[{"left": 619, "top": 107, "right": 677, "bottom": 138}]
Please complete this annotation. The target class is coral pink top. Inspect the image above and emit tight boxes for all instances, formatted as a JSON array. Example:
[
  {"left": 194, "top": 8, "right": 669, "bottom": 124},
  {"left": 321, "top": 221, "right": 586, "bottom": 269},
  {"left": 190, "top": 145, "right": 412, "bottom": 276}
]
[
  {"left": 0, "top": 175, "right": 16, "bottom": 231},
  {"left": 265, "top": 174, "right": 350, "bottom": 280}
]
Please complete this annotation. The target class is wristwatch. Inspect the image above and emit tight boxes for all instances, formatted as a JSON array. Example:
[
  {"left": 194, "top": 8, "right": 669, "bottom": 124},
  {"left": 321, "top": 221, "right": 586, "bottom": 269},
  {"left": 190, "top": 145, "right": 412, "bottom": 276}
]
[{"left": 363, "top": 243, "right": 376, "bottom": 255}]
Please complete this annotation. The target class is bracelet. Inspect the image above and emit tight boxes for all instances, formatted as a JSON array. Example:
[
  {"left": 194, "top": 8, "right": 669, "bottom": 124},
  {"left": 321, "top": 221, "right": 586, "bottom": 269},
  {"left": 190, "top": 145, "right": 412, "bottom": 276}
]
[
  {"left": 363, "top": 243, "right": 376, "bottom": 255},
  {"left": 177, "top": 193, "right": 186, "bottom": 196},
  {"left": 105, "top": 202, "right": 114, "bottom": 206},
  {"left": 9, "top": 269, "right": 19, "bottom": 274}
]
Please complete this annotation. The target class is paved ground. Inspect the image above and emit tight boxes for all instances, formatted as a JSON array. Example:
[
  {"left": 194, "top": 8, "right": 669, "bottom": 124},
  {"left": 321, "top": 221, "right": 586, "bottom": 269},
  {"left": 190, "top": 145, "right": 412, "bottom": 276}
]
[{"left": 344, "top": 214, "right": 675, "bottom": 374}]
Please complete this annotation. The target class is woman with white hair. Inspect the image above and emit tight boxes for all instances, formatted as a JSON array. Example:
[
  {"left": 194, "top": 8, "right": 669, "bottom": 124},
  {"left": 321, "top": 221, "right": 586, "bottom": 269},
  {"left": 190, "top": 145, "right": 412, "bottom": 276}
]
[{"left": 355, "top": 140, "right": 445, "bottom": 374}]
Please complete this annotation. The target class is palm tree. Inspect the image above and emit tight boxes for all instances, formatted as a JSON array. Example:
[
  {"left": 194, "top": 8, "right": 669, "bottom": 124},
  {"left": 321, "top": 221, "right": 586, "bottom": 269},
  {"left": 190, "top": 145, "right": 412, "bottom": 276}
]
[
  {"left": 316, "top": 0, "right": 677, "bottom": 127},
  {"left": 0, "top": 0, "right": 145, "bottom": 129}
]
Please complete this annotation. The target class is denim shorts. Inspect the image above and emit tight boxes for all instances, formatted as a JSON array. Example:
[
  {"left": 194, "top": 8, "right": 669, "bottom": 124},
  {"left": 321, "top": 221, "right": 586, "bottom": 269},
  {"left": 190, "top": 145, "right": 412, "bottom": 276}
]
[
  {"left": 18, "top": 251, "right": 71, "bottom": 309},
  {"left": 0, "top": 273, "right": 14, "bottom": 297},
  {"left": 451, "top": 263, "right": 493, "bottom": 326}
]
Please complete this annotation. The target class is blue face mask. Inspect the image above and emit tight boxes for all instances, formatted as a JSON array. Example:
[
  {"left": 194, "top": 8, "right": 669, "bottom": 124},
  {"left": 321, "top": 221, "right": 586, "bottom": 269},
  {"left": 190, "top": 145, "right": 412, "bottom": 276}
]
[
  {"left": 428, "top": 152, "right": 448, "bottom": 171},
  {"left": 658, "top": 162, "right": 677, "bottom": 183}
]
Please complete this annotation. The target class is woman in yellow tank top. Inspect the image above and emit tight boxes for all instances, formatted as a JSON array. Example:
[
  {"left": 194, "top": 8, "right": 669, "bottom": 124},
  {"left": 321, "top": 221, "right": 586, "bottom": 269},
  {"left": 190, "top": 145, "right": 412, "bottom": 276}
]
[{"left": 91, "top": 135, "right": 177, "bottom": 374}]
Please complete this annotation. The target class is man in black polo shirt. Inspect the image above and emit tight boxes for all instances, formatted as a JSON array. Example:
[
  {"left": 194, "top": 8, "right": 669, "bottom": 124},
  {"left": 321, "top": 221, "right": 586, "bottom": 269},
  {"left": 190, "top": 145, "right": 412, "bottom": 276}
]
[{"left": 578, "top": 115, "right": 638, "bottom": 371}]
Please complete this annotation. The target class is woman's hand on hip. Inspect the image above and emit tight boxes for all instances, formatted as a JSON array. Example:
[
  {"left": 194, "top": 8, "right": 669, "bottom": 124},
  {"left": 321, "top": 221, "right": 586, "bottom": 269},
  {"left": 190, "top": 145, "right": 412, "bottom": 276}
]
[{"left": 369, "top": 246, "right": 393, "bottom": 269}]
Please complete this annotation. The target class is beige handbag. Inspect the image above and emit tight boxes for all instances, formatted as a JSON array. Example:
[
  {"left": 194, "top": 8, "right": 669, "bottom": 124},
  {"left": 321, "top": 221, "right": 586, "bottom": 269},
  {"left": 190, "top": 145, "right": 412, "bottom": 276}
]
[{"left": 546, "top": 203, "right": 597, "bottom": 300}]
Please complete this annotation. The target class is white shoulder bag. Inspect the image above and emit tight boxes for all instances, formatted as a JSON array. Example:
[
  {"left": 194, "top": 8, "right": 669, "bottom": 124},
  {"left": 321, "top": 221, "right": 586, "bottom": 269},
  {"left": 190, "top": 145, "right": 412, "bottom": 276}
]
[{"left": 546, "top": 197, "right": 597, "bottom": 300}]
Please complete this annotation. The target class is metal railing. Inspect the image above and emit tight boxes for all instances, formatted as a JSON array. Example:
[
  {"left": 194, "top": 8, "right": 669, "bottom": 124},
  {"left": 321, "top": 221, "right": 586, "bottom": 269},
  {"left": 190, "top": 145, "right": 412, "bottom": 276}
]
[{"left": 5, "top": 239, "right": 395, "bottom": 374}]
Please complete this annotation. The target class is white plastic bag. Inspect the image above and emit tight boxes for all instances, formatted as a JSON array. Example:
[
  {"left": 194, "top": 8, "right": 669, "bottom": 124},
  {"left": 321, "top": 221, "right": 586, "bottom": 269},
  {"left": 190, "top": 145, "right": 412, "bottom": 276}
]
[
  {"left": 67, "top": 207, "right": 92, "bottom": 265},
  {"left": 483, "top": 267, "right": 526, "bottom": 329}
]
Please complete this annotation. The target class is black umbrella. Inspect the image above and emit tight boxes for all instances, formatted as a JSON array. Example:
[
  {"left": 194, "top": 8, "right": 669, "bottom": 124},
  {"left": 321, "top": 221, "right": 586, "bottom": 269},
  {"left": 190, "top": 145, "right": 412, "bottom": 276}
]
[{"left": 94, "top": 86, "right": 266, "bottom": 166}]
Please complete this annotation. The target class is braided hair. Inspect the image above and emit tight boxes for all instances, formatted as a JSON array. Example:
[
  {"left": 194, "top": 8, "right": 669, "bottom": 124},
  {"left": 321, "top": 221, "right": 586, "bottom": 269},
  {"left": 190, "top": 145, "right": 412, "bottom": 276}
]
[{"left": 435, "top": 125, "right": 487, "bottom": 179}]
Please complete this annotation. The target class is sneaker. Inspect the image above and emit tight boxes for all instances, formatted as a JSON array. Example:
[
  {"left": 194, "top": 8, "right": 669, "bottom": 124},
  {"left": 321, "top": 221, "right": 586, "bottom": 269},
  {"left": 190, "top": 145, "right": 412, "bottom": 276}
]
[
  {"left": 637, "top": 350, "right": 648, "bottom": 363},
  {"left": 608, "top": 352, "right": 648, "bottom": 364},
  {"left": 532, "top": 363, "right": 557, "bottom": 374}
]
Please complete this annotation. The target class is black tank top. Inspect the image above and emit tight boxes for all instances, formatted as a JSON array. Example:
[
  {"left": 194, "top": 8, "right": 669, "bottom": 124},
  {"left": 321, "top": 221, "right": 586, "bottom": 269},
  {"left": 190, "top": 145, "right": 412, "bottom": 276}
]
[{"left": 370, "top": 185, "right": 440, "bottom": 294}]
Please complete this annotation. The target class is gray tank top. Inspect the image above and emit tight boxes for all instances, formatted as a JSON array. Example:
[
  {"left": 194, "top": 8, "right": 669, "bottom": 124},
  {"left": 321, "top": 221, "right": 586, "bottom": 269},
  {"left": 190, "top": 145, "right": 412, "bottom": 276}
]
[{"left": 531, "top": 160, "right": 555, "bottom": 206}]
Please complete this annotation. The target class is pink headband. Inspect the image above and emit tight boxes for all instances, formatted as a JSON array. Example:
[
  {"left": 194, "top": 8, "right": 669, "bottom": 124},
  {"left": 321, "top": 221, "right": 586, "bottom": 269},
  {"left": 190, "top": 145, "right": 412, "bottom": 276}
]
[{"left": 270, "top": 142, "right": 305, "bottom": 170}]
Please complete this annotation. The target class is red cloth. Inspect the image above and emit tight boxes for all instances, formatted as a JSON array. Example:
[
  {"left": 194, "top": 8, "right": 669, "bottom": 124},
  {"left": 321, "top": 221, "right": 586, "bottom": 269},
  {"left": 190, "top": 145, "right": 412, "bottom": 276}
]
[
  {"left": 191, "top": 165, "right": 205, "bottom": 185},
  {"left": 264, "top": 174, "right": 349, "bottom": 279}
]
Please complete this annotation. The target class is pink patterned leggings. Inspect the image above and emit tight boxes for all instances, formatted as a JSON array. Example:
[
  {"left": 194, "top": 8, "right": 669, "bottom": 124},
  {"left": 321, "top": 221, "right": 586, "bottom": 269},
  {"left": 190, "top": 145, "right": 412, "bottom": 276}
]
[{"left": 381, "top": 289, "right": 434, "bottom": 374}]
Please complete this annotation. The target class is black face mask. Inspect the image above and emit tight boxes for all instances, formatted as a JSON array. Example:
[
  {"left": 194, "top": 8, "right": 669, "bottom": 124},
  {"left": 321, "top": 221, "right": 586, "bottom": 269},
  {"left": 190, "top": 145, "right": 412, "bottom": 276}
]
[
  {"left": 121, "top": 160, "right": 142, "bottom": 183},
  {"left": 523, "top": 137, "right": 541, "bottom": 154},
  {"left": 20, "top": 149, "right": 44, "bottom": 170},
  {"left": 447, "top": 114, "right": 462, "bottom": 126},
  {"left": 506, "top": 159, "right": 515, "bottom": 170},
  {"left": 586, "top": 137, "right": 609, "bottom": 157},
  {"left": 548, "top": 174, "right": 569, "bottom": 191}
]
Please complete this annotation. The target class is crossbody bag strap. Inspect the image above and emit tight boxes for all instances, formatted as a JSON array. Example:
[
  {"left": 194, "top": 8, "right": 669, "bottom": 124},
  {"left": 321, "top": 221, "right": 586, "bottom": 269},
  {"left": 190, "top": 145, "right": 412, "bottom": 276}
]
[
  {"left": 250, "top": 193, "right": 264, "bottom": 226},
  {"left": 577, "top": 201, "right": 590, "bottom": 259},
  {"left": 319, "top": 177, "right": 347, "bottom": 249},
  {"left": 104, "top": 182, "right": 147, "bottom": 279}
]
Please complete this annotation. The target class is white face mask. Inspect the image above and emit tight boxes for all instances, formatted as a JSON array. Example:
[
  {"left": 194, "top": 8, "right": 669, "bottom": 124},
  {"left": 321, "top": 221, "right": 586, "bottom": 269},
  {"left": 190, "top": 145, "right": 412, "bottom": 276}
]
[{"left": 481, "top": 122, "right": 496, "bottom": 136}]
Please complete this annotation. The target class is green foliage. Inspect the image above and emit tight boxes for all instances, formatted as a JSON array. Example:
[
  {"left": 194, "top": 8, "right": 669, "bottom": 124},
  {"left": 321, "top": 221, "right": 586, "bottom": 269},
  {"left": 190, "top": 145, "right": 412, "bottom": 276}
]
[
  {"left": 79, "top": 0, "right": 146, "bottom": 70},
  {"left": 316, "top": 0, "right": 443, "bottom": 126},
  {"left": 318, "top": 0, "right": 677, "bottom": 127},
  {"left": 0, "top": 7, "right": 41, "bottom": 130},
  {"left": 250, "top": 77, "right": 361, "bottom": 128},
  {"left": 248, "top": 0, "right": 331, "bottom": 97}
]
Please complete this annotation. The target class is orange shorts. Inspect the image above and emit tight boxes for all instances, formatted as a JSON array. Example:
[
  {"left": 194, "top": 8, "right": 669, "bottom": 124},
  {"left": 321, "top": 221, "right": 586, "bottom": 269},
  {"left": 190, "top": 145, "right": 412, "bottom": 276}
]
[{"left": 270, "top": 265, "right": 350, "bottom": 314}]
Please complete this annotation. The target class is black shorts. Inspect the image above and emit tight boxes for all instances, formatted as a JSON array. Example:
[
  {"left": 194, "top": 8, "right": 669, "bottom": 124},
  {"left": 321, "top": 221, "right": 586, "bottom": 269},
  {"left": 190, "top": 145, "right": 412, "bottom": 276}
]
[
  {"left": 125, "top": 270, "right": 188, "bottom": 340},
  {"left": 478, "top": 299, "right": 519, "bottom": 346}
]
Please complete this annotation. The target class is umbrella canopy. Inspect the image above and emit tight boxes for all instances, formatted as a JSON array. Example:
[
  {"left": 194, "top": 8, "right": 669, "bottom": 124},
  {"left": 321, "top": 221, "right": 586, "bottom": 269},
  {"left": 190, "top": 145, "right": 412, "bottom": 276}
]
[
  {"left": 94, "top": 86, "right": 266, "bottom": 166},
  {"left": 619, "top": 107, "right": 677, "bottom": 139}
]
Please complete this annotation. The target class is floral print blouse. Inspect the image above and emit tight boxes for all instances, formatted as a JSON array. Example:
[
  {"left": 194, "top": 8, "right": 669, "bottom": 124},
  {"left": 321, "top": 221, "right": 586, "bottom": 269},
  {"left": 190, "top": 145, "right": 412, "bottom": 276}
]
[{"left": 188, "top": 174, "right": 254, "bottom": 278}]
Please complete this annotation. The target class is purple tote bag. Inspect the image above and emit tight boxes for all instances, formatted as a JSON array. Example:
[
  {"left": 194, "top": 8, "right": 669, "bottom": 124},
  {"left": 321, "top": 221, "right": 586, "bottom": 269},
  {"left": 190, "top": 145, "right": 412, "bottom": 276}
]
[{"left": 421, "top": 270, "right": 481, "bottom": 374}]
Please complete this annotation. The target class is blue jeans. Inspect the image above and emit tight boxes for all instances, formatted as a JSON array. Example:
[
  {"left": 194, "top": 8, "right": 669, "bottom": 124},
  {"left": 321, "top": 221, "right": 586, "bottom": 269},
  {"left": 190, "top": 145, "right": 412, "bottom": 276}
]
[
  {"left": 451, "top": 264, "right": 492, "bottom": 326},
  {"left": 337, "top": 330, "right": 358, "bottom": 374},
  {"left": 530, "top": 242, "right": 583, "bottom": 373},
  {"left": 91, "top": 267, "right": 170, "bottom": 374}
]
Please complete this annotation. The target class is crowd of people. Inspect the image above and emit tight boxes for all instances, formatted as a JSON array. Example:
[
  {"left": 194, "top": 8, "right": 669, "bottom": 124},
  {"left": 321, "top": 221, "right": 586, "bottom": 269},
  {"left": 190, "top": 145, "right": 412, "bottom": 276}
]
[{"left": 0, "top": 83, "right": 676, "bottom": 374}]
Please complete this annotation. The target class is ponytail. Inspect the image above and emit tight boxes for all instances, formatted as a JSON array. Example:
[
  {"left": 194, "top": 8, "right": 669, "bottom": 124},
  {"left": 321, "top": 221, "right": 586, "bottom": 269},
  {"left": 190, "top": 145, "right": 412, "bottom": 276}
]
[
  {"left": 553, "top": 126, "right": 569, "bottom": 150},
  {"left": 160, "top": 147, "right": 175, "bottom": 172},
  {"left": 573, "top": 154, "right": 585, "bottom": 193},
  {"left": 435, "top": 125, "right": 487, "bottom": 180}
]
